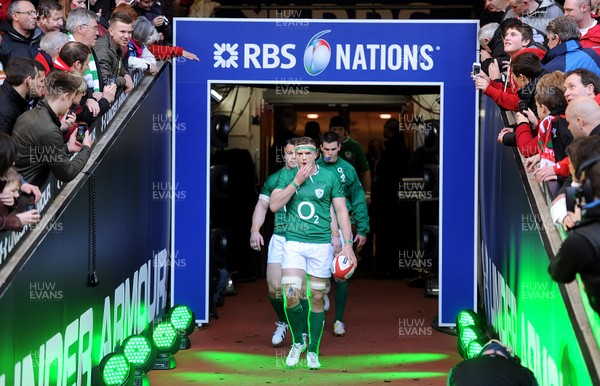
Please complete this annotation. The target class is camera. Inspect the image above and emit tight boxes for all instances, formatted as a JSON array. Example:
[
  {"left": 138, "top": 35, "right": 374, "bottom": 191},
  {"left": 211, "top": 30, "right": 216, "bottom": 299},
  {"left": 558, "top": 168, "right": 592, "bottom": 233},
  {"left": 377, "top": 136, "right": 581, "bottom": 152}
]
[
  {"left": 76, "top": 123, "right": 87, "bottom": 142},
  {"left": 518, "top": 100, "right": 529, "bottom": 114},
  {"left": 106, "top": 75, "right": 115, "bottom": 86},
  {"left": 472, "top": 62, "right": 481, "bottom": 76}
]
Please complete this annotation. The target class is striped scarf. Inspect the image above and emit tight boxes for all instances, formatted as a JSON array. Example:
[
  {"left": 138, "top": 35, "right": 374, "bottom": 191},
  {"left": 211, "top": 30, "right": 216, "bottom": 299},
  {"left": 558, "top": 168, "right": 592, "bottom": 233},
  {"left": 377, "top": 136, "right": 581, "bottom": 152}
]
[{"left": 68, "top": 33, "right": 100, "bottom": 92}]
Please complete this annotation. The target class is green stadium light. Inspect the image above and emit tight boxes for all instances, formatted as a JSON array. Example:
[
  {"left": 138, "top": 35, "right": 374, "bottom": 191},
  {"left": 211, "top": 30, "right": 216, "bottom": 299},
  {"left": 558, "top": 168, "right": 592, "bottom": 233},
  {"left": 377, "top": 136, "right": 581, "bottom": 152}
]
[
  {"left": 151, "top": 321, "right": 181, "bottom": 370},
  {"left": 466, "top": 336, "right": 489, "bottom": 359},
  {"left": 120, "top": 334, "right": 157, "bottom": 386},
  {"left": 455, "top": 309, "right": 488, "bottom": 360},
  {"left": 98, "top": 353, "right": 134, "bottom": 386},
  {"left": 168, "top": 305, "right": 196, "bottom": 350}
]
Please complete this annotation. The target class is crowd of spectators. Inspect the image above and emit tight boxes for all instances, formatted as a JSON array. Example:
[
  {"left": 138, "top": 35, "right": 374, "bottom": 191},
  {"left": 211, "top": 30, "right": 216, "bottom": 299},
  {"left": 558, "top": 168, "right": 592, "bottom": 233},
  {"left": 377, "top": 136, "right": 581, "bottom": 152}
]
[
  {"left": 475, "top": 1, "right": 600, "bottom": 380},
  {"left": 0, "top": 0, "right": 199, "bottom": 233}
]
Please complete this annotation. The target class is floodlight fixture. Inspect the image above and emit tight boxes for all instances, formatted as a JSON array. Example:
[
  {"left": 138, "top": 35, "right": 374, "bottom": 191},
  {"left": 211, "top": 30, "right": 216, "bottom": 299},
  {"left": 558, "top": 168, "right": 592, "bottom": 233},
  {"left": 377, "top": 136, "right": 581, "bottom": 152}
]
[
  {"left": 120, "top": 334, "right": 157, "bottom": 386},
  {"left": 168, "top": 304, "right": 196, "bottom": 350},
  {"left": 98, "top": 352, "right": 134, "bottom": 386},
  {"left": 151, "top": 321, "right": 181, "bottom": 370}
]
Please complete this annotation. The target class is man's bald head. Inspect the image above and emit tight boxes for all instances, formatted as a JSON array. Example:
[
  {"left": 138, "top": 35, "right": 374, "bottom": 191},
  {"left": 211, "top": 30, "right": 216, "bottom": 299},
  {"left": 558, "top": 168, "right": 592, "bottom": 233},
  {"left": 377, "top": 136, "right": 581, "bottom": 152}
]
[{"left": 566, "top": 96, "right": 600, "bottom": 137}]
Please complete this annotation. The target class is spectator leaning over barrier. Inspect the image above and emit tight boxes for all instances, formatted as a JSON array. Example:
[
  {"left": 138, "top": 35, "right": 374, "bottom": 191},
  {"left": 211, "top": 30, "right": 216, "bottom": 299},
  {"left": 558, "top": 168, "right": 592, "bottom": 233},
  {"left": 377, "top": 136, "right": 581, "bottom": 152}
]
[
  {"left": 36, "top": 0, "right": 64, "bottom": 34},
  {"left": 0, "top": 0, "right": 44, "bottom": 66},
  {"left": 549, "top": 134, "right": 600, "bottom": 317},
  {"left": 0, "top": 167, "right": 40, "bottom": 232},
  {"left": 550, "top": 96, "right": 600, "bottom": 226},
  {"left": 563, "top": 67, "right": 600, "bottom": 104},
  {"left": 127, "top": 16, "right": 158, "bottom": 76},
  {"left": 0, "top": 56, "right": 46, "bottom": 135},
  {"left": 474, "top": 21, "right": 547, "bottom": 112},
  {"left": 35, "top": 31, "right": 70, "bottom": 75},
  {"left": 542, "top": 16, "right": 600, "bottom": 74},
  {"left": 94, "top": 11, "right": 134, "bottom": 94},
  {"left": 66, "top": 8, "right": 102, "bottom": 94},
  {"left": 12, "top": 71, "right": 92, "bottom": 187},
  {"left": 563, "top": 0, "right": 600, "bottom": 56},
  {"left": 504, "top": 0, "right": 564, "bottom": 34},
  {"left": 54, "top": 41, "right": 116, "bottom": 124}
]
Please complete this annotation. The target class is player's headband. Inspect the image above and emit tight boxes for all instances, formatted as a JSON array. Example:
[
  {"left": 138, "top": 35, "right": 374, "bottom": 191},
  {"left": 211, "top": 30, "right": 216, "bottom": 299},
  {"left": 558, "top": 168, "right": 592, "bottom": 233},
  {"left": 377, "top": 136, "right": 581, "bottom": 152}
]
[{"left": 296, "top": 145, "right": 316, "bottom": 152}]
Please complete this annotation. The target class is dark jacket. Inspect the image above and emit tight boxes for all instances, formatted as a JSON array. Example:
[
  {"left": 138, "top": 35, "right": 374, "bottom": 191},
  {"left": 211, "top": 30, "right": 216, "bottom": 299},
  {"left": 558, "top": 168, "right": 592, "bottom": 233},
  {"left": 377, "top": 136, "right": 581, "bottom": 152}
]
[
  {"left": 93, "top": 34, "right": 130, "bottom": 89},
  {"left": 134, "top": 3, "right": 172, "bottom": 44},
  {"left": 0, "top": 82, "right": 29, "bottom": 135},
  {"left": 541, "top": 40, "right": 600, "bottom": 74},
  {"left": 549, "top": 202, "right": 600, "bottom": 315},
  {"left": 12, "top": 98, "right": 91, "bottom": 187},
  {"left": 448, "top": 355, "right": 538, "bottom": 386},
  {"left": 0, "top": 21, "right": 43, "bottom": 66}
]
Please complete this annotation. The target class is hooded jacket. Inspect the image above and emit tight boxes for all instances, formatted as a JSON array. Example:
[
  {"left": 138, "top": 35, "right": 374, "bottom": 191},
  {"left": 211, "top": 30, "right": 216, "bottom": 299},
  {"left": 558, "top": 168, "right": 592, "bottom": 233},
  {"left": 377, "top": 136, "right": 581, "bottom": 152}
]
[
  {"left": 541, "top": 39, "right": 600, "bottom": 74},
  {"left": 0, "top": 20, "right": 43, "bottom": 66},
  {"left": 504, "top": 0, "right": 564, "bottom": 34}
]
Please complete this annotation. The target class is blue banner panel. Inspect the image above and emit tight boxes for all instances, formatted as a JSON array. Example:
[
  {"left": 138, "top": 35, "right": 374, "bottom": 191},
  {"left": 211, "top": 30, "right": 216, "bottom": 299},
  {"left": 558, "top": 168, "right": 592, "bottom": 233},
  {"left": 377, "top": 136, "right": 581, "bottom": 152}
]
[
  {"left": 0, "top": 69, "right": 172, "bottom": 385},
  {"left": 479, "top": 96, "right": 594, "bottom": 384},
  {"left": 174, "top": 19, "right": 478, "bottom": 325}
]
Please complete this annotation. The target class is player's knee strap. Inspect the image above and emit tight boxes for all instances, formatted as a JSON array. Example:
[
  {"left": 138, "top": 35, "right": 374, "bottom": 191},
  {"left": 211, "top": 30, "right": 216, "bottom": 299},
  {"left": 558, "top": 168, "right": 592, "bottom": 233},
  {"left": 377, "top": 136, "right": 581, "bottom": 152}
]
[
  {"left": 309, "top": 280, "right": 327, "bottom": 291},
  {"left": 281, "top": 276, "right": 302, "bottom": 290}
]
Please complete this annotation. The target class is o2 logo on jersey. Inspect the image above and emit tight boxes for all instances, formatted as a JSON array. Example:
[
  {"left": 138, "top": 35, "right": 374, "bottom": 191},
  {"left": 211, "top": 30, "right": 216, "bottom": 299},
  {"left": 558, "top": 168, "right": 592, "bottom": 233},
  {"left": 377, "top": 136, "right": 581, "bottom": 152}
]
[{"left": 303, "top": 30, "right": 332, "bottom": 76}]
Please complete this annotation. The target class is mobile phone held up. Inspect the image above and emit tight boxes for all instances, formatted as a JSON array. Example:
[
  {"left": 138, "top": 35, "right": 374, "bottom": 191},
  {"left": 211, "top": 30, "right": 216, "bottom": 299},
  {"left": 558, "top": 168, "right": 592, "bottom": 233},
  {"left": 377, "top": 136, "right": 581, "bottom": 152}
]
[
  {"left": 76, "top": 123, "right": 87, "bottom": 142},
  {"left": 106, "top": 75, "right": 115, "bottom": 86},
  {"left": 472, "top": 62, "right": 481, "bottom": 76},
  {"left": 67, "top": 103, "right": 78, "bottom": 116}
]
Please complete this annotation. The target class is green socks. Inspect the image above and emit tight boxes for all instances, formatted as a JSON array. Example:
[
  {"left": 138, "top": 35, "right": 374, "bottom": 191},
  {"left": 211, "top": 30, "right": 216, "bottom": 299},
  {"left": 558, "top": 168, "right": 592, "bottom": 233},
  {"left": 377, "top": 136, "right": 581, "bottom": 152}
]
[
  {"left": 334, "top": 280, "right": 348, "bottom": 322},
  {"left": 269, "top": 297, "right": 288, "bottom": 323},
  {"left": 284, "top": 303, "right": 304, "bottom": 344},
  {"left": 308, "top": 311, "right": 325, "bottom": 354},
  {"left": 300, "top": 297, "right": 309, "bottom": 335}
]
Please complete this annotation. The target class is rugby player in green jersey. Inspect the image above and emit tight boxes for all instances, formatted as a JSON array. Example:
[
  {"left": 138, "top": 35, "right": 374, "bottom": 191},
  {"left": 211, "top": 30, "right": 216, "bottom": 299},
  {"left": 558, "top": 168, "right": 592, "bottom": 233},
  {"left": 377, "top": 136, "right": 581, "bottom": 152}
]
[{"left": 270, "top": 136, "right": 357, "bottom": 370}]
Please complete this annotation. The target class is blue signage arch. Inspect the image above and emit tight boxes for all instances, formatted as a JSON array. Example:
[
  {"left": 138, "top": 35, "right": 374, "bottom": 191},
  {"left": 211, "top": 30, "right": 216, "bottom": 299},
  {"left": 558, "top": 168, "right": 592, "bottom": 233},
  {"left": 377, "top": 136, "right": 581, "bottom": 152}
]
[{"left": 173, "top": 19, "right": 478, "bottom": 326}]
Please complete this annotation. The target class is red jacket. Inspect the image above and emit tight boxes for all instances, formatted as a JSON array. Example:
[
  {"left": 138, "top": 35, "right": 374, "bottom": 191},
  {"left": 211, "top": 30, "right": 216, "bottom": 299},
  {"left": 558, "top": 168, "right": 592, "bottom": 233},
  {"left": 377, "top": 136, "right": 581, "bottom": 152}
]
[
  {"left": 581, "top": 22, "right": 600, "bottom": 57},
  {"left": 148, "top": 44, "right": 183, "bottom": 60},
  {"left": 483, "top": 47, "right": 546, "bottom": 111}
]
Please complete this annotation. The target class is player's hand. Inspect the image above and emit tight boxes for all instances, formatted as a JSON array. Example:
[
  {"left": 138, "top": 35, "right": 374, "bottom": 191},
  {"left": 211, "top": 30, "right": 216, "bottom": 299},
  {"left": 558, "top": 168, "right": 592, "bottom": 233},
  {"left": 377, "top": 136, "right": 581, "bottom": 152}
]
[
  {"left": 249, "top": 231, "right": 263, "bottom": 251},
  {"left": 294, "top": 163, "right": 312, "bottom": 185},
  {"left": 354, "top": 234, "right": 367, "bottom": 248},
  {"left": 342, "top": 243, "right": 357, "bottom": 267}
]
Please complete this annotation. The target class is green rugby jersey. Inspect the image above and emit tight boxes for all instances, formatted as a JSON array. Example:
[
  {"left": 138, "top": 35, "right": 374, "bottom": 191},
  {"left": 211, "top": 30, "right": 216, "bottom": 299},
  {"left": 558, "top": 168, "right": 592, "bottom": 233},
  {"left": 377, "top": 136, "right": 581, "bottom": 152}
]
[
  {"left": 317, "top": 156, "right": 370, "bottom": 237},
  {"left": 275, "top": 166, "right": 345, "bottom": 244},
  {"left": 260, "top": 168, "right": 289, "bottom": 236}
]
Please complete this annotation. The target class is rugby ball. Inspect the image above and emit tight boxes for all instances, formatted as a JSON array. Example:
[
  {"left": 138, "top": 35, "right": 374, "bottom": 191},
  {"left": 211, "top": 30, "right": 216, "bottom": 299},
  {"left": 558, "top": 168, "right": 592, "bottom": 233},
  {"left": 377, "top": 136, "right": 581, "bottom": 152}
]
[{"left": 331, "top": 255, "right": 356, "bottom": 281}]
